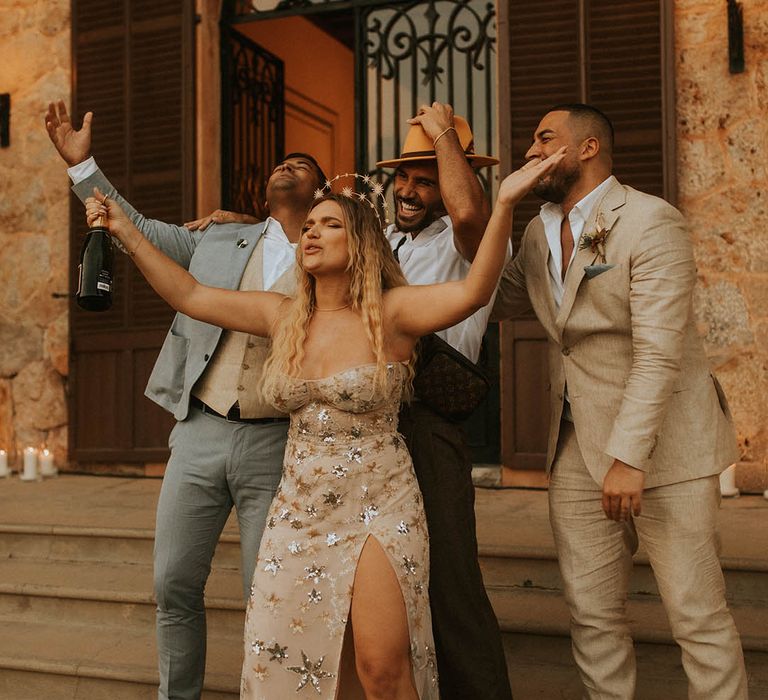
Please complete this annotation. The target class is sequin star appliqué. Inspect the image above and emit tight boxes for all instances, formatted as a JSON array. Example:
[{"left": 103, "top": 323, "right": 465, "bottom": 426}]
[{"left": 287, "top": 652, "right": 336, "bottom": 693}]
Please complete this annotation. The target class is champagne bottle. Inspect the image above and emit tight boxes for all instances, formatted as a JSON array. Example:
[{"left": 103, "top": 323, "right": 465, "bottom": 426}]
[{"left": 76, "top": 212, "right": 114, "bottom": 311}]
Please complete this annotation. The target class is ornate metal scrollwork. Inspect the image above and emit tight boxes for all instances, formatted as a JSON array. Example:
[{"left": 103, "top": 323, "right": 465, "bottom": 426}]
[
  {"left": 366, "top": 0, "right": 495, "bottom": 87},
  {"left": 362, "top": 0, "right": 496, "bottom": 195},
  {"left": 223, "top": 0, "right": 496, "bottom": 197},
  {"left": 223, "top": 30, "right": 285, "bottom": 219}
]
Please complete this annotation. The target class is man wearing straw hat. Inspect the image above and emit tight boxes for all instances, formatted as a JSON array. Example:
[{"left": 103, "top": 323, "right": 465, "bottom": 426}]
[{"left": 378, "top": 102, "right": 513, "bottom": 700}]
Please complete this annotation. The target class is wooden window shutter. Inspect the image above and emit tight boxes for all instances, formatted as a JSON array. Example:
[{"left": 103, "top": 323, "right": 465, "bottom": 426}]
[
  {"left": 587, "top": 0, "right": 672, "bottom": 199},
  {"left": 69, "top": 0, "right": 194, "bottom": 466},
  {"left": 500, "top": 0, "right": 673, "bottom": 471},
  {"left": 506, "top": 0, "right": 582, "bottom": 247}
]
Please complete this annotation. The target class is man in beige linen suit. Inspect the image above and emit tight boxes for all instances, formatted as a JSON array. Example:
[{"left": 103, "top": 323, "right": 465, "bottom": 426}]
[{"left": 493, "top": 104, "right": 747, "bottom": 699}]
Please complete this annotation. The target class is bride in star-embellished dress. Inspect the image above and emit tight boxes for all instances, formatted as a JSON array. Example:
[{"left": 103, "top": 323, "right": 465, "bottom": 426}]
[
  {"left": 244, "top": 361, "right": 435, "bottom": 698},
  {"left": 85, "top": 150, "right": 564, "bottom": 699}
]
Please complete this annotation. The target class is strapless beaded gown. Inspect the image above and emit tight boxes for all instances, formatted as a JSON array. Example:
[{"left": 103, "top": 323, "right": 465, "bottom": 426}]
[{"left": 240, "top": 363, "right": 438, "bottom": 699}]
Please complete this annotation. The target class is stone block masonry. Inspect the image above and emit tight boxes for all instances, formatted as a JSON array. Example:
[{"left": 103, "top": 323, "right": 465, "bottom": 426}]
[
  {"left": 0, "top": 1, "right": 70, "bottom": 463},
  {"left": 676, "top": 0, "right": 768, "bottom": 491}
]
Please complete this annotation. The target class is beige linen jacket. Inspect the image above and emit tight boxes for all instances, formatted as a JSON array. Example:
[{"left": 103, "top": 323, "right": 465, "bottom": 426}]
[{"left": 493, "top": 179, "right": 739, "bottom": 488}]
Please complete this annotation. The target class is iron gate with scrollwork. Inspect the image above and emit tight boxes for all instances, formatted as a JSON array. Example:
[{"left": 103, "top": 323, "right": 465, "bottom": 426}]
[
  {"left": 224, "top": 0, "right": 496, "bottom": 193},
  {"left": 221, "top": 27, "right": 284, "bottom": 219},
  {"left": 222, "top": 0, "right": 499, "bottom": 462}
]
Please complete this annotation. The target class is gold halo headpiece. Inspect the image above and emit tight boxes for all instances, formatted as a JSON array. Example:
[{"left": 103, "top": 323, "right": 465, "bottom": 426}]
[{"left": 313, "top": 172, "right": 391, "bottom": 228}]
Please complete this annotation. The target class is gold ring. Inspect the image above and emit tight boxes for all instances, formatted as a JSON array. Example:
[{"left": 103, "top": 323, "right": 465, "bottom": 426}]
[{"left": 101, "top": 194, "right": 109, "bottom": 205}]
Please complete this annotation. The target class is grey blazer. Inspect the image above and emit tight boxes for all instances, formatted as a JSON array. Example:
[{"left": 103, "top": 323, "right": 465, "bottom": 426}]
[{"left": 73, "top": 169, "right": 268, "bottom": 421}]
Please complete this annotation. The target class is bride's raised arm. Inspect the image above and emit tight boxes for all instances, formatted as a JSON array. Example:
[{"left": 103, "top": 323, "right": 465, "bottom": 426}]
[
  {"left": 385, "top": 147, "right": 566, "bottom": 340},
  {"left": 85, "top": 187, "right": 286, "bottom": 338}
]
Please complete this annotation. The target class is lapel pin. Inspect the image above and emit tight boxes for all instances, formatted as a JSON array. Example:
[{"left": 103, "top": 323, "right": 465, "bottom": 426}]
[{"left": 236, "top": 238, "right": 248, "bottom": 249}]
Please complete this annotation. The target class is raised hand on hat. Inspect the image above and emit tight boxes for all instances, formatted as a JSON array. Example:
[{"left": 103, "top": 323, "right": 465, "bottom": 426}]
[
  {"left": 407, "top": 102, "right": 455, "bottom": 142},
  {"left": 406, "top": 102, "right": 490, "bottom": 262}
]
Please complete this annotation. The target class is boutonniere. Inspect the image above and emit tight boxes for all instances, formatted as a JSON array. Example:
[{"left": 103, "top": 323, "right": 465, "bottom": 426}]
[{"left": 578, "top": 212, "right": 610, "bottom": 263}]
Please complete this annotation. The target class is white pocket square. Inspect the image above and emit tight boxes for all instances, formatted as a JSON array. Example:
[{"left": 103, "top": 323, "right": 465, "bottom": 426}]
[{"left": 584, "top": 263, "right": 616, "bottom": 279}]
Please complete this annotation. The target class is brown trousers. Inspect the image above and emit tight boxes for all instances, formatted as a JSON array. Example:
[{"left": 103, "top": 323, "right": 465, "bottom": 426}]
[{"left": 399, "top": 402, "right": 513, "bottom": 700}]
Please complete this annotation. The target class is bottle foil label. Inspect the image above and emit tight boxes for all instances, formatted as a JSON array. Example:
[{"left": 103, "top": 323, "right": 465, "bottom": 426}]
[{"left": 97, "top": 270, "right": 112, "bottom": 293}]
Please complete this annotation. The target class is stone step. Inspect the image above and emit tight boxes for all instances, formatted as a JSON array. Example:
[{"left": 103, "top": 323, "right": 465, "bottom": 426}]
[
  {"left": 0, "top": 525, "right": 242, "bottom": 569},
  {"left": 0, "top": 558, "right": 245, "bottom": 637},
  {"left": 474, "top": 489, "right": 768, "bottom": 656},
  {"left": 2, "top": 479, "right": 766, "bottom": 698},
  {"left": 479, "top": 550, "right": 768, "bottom": 607},
  {"left": 4, "top": 625, "right": 766, "bottom": 699},
  {"left": 0, "top": 670, "right": 237, "bottom": 700},
  {"left": 485, "top": 584, "right": 768, "bottom": 653},
  {"left": 502, "top": 632, "right": 768, "bottom": 699},
  {"left": 0, "top": 619, "right": 240, "bottom": 699}
]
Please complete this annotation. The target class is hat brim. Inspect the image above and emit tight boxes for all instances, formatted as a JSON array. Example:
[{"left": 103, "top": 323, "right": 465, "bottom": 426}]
[{"left": 376, "top": 153, "right": 500, "bottom": 169}]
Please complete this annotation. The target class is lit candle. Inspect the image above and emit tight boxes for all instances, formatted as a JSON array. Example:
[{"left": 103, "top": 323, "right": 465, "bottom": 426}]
[
  {"left": 39, "top": 448, "right": 57, "bottom": 477},
  {"left": 719, "top": 463, "right": 739, "bottom": 498},
  {"left": 0, "top": 449, "right": 8, "bottom": 477},
  {"left": 21, "top": 446, "right": 38, "bottom": 481}
]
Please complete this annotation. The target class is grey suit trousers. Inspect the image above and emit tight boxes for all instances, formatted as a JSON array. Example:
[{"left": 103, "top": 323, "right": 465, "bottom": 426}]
[{"left": 154, "top": 406, "right": 287, "bottom": 700}]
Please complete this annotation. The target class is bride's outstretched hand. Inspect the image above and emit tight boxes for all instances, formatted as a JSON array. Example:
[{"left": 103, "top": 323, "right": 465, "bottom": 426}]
[{"left": 497, "top": 146, "right": 567, "bottom": 207}]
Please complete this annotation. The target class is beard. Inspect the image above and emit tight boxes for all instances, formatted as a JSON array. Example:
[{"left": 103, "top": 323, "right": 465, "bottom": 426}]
[{"left": 532, "top": 160, "right": 580, "bottom": 203}]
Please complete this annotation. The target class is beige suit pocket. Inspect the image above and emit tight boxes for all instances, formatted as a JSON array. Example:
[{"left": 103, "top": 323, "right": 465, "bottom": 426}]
[
  {"left": 584, "top": 262, "right": 624, "bottom": 287},
  {"left": 580, "top": 263, "right": 627, "bottom": 318},
  {"left": 710, "top": 373, "right": 732, "bottom": 417}
]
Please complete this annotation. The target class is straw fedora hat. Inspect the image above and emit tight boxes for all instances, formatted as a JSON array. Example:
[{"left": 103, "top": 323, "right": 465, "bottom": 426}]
[{"left": 376, "top": 115, "right": 499, "bottom": 169}]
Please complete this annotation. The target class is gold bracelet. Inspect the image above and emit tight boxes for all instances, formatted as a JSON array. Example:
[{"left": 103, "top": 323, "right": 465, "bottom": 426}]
[
  {"left": 433, "top": 126, "right": 456, "bottom": 147},
  {"left": 129, "top": 237, "right": 145, "bottom": 257}
]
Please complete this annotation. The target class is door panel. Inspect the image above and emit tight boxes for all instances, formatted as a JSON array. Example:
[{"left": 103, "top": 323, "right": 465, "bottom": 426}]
[
  {"left": 237, "top": 16, "right": 355, "bottom": 179},
  {"left": 221, "top": 27, "right": 285, "bottom": 218},
  {"left": 70, "top": 0, "right": 194, "bottom": 467},
  {"left": 500, "top": 320, "right": 550, "bottom": 470}
]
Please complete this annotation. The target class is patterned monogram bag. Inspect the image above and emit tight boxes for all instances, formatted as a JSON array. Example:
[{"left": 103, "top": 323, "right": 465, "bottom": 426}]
[{"left": 412, "top": 333, "right": 490, "bottom": 422}]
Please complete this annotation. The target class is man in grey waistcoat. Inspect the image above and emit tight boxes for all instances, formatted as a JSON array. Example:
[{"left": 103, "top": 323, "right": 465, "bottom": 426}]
[{"left": 45, "top": 101, "right": 324, "bottom": 700}]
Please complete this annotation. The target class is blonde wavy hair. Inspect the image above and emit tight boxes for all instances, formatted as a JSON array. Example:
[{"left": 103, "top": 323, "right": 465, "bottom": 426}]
[{"left": 261, "top": 194, "right": 413, "bottom": 400}]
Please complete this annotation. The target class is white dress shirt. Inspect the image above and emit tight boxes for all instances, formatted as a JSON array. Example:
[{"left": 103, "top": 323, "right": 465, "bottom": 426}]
[
  {"left": 538, "top": 175, "right": 617, "bottom": 419},
  {"left": 67, "top": 157, "right": 296, "bottom": 290},
  {"left": 259, "top": 218, "right": 296, "bottom": 290},
  {"left": 539, "top": 175, "right": 617, "bottom": 308},
  {"left": 386, "top": 214, "right": 510, "bottom": 363}
]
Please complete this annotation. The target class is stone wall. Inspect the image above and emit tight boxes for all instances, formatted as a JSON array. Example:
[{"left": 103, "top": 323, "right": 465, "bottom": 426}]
[
  {"left": 676, "top": 0, "right": 768, "bottom": 491},
  {"left": 0, "top": 2, "right": 70, "bottom": 467}
]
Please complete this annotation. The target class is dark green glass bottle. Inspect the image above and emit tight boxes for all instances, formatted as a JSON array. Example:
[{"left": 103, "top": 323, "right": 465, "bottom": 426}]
[{"left": 76, "top": 214, "right": 114, "bottom": 311}]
